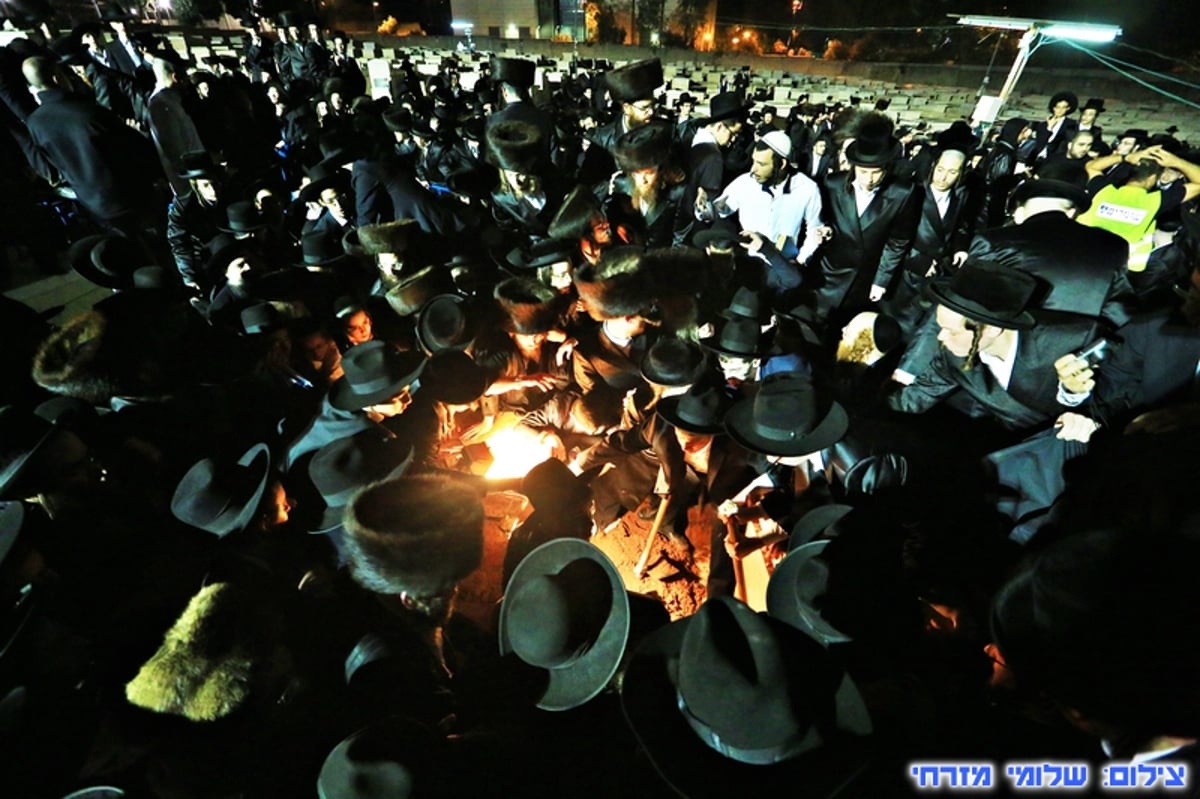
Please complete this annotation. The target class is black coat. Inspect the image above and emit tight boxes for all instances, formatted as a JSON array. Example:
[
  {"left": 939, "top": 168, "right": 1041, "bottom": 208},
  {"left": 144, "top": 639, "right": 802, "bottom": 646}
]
[
  {"left": 889, "top": 312, "right": 1095, "bottom": 431},
  {"left": 813, "top": 173, "right": 921, "bottom": 318},
  {"left": 352, "top": 157, "right": 469, "bottom": 236},
  {"left": 166, "top": 191, "right": 226, "bottom": 289},
  {"left": 968, "top": 211, "right": 1134, "bottom": 330},
  {"left": 26, "top": 89, "right": 159, "bottom": 221},
  {"left": 1091, "top": 309, "right": 1200, "bottom": 424}
]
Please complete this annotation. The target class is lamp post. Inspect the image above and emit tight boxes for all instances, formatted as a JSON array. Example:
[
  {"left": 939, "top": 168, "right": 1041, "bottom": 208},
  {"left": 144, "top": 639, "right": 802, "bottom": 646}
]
[{"left": 950, "top": 15, "right": 1121, "bottom": 123}]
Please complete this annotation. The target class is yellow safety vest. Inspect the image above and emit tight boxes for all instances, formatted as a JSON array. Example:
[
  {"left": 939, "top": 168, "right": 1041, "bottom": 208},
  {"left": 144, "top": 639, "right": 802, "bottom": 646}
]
[{"left": 1078, "top": 184, "right": 1162, "bottom": 272}]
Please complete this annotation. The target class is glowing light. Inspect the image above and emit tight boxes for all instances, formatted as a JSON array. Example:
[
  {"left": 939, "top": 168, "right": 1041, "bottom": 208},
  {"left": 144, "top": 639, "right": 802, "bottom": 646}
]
[
  {"left": 484, "top": 428, "right": 555, "bottom": 479},
  {"left": 1039, "top": 24, "right": 1119, "bottom": 42},
  {"left": 451, "top": 21, "right": 474, "bottom": 31}
]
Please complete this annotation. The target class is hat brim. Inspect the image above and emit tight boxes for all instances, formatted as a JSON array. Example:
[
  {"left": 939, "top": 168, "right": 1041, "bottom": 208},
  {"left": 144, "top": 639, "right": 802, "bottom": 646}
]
[
  {"left": 67, "top": 234, "right": 135, "bottom": 291},
  {"left": 169, "top": 442, "right": 271, "bottom": 537},
  {"left": 499, "top": 539, "right": 630, "bottom": 711},
  {"left": 619, "top": 610, "right": 876, "bottom": 794},
  {"left": 845, "top": 138, "right": 901, "bottom": 166},
  {"left": 723, "top": 395, "right": 849, "bottom": 458},
  {"left": 299, "top": 171, "right": 352, "bottom": 203},
  {"left": 310, "top": 444, "right": 414, "bottom": 534},
  {"left": 701, "top": 102, "right": 753, "bottom": 125},
  {"left": 0, "top": 414, "right": 55, "bottom": 499},
  {"left": 328, "top": 367, "right": 420, "bottom": 412},
  {"left": 924, "top": 281, "right": 1037, "bottom": 331},
  {"left": 766, "top": 540, "right": 854, "bottom": 646},
  {"left": 699, "top": 336, "right": 764, "bottom": 359},
  {"left": 656, "top": 396, "right": 727, "bottom": 435}
]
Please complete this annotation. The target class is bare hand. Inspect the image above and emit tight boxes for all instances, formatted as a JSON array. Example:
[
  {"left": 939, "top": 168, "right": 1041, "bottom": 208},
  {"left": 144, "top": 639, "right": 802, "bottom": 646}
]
[
  {"left": 523, "top": 373, "right": 558, "bottom": 391},
  {"left": 815, "top": 225, "right": 834, "bottom": 242},
  {"left": 739, "top": 230, "right": 765, "bottom": 255},
  {"left": 1054, "top": 353, "right": 1095, "bottom": 395},
  {"left": 1055, "top": 412, "right": 1100, "bottom": 442},
  {"left": 951, "top": 251, "right": 969, "bottom": 268},
  {"left": 555, "top": 337, "right": 577, "bottom": 367},
  {"left": 868, "top": 284, "right": 886, "bottom": 303}
]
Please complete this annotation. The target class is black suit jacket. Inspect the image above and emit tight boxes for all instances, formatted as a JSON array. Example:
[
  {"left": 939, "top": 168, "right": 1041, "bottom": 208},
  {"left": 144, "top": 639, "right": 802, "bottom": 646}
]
[
  {"left": 889, "top": 313, "right": 1095, "bottom": 431},
  {"left": 969, "top": 211, "right": 1133, "bottom": 330},
  {"left": 26, "top": 89, "right": 158, "bottom": 221},
  {"left": 1092, "top": 309, "right": 1200, "bottom": 423},
  {"left": 104, "top": 38, "right": 142, "bottom": 77},
  {"left": 814, "top": 173, "right": 921, "bottom": 316},
  {"left": 903, "top": 181, "right": 976, "bottom": 275},
  {"left": 352, "top": 157, "right": 469, "bottom": 236}
]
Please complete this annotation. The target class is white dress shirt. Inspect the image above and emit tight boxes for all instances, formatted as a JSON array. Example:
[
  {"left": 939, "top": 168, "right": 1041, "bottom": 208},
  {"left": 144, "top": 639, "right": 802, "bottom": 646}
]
[{"left": 715, "top": 171, "right": 824, "bottom": 263}]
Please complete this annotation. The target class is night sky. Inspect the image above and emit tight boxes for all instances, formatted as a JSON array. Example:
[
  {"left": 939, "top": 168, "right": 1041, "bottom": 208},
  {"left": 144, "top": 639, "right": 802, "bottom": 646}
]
[{"left": 717, "top": 0, "right": 1195, "bottom": 57}]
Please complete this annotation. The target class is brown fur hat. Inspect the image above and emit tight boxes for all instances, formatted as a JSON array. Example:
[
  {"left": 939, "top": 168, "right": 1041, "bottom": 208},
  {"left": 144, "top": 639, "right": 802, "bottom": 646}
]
[
  {"left": 32, "top": 311, "right": 134, "bottom": 404},
  {"left": 125, "top": 583, "right": 286, "bottom": 722},
  {"left": 548, "top": 184, "right": 604, "bottom": 241},
  {"left": 574, "top": 246, "right": 656, "bottom": 321},
  {"left": 485, "top": 118, "right": 547, "bottom": 174},
  {"left": 355, "top": 219, "right": 418, "bottom": 256},
  {"left": 606, "top": 58, "right": 663, "bottom": 103},
  {"left": 342, "top": 475, "right": 485, "bottom": 597},
  {"left": 495, "top": 276, "right": 562, "bottom": 335}
]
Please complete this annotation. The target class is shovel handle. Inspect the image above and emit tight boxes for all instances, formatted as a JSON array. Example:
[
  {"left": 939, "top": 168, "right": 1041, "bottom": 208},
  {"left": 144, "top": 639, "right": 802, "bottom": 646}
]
[{"left": 634, "top": 494, "right": 671, "bottom": 578}]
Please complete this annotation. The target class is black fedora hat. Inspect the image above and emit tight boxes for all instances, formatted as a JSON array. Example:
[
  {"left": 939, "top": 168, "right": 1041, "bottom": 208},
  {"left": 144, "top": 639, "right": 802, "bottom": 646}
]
[
  {"left": 299, "top": 231, "right": 348, "bottom": 267},
  {"left": 657, "top": 381, "right": 732, "bottom": 435},
  {"left": 701, "top": 316, "right": 763, "bottom": 358},
  {"left": 692, "top": 226, "right": 739, "bottom": 252},
  {"left": 299, "top": 160, "right": 352, "bottom": 203},
  {"left": 719, "top": 285, "right": 765, "bottom": 321},
  {"left": 330, "top": 342, "right": 426, "bottom": 411},
  {"left": 169, "top": 442, "right": 272, "bottom": 538},
  {"left": 640, "top": 336, "right": 708, "bottom": 387},
  {"left": 66, "top": 234, "right": 151, "bottom": 290},
  {"left": 1081, "top": 97, "right": 1106, "bottom": 113},
  {"left": 505, "top": 239, "right": 575, "bottom": 272},
  {"left": 619, "top": 596, "right": 872, "bottom": 777},
  {"left": 177, "top": 150, "right": 221, "bottom": 181},
  {"left": 239, "top": 302, "right": 281, "bottom": 336},
  {"left": 308, "top": 429, "right": 414, "bottom": 533},
  {"left": 316, "top": 716, "right": 439, "bottom": 799},
  {"left": 845, "top": 115, "right": 901, "bottom": 167},
  {"left": 415, "top": 294, "right": 477, "bottom": 355},
  {"left": 1008, "top": 177, "right": 1091, "bottom": 214},
  {"left": 925, "top": 259, "right": 1038, "bottom": 331},
  {"left": 724, "top": 372, "right": 849, "bottom": 457},
  {"left": 766, "top": 505, "right": 855, "bottom": 646},
  {"left": 499, "top": 539, "right": 630, "bottom": 711},
  {"left": 703, "top": 90, "right": 752, "bottom": 125},
  {"left": 219, "top": 200, "right": 267, "bottom": 234}
]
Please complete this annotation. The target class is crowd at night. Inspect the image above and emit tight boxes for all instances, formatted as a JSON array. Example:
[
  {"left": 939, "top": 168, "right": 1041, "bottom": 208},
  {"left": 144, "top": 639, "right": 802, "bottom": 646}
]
[{"left": 1, "top": 3, "right": 1199, "bottom": 797}]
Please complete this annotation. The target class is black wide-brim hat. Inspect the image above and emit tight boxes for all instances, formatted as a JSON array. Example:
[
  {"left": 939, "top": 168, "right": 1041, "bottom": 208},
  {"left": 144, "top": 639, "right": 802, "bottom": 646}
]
[
  {"left": 0, "top": 407, "right": 54, "bottom": 500},
  {"left": 219, "top": 200, "right": 267, "bottom": 234},
  {"left": 924, "top": 259, "right": 1038, "bottom": 331},
  {"left": 499, "top": 539, "right": 630, "bottom": 711},
  {"left": 703, "top": 90, "right": 752, "bottom": 124},
  {"left": 640, "top": 336, "right": 708, "bottom": 387},
  {"left": 1048, "top": 91, "right": 1079, "bottom": 114},
  {"left": 657, "top": 384, "right": 731, "bottom": 435},
  {"left": 169, "top": 442, "right": 271, "bottom": 538},
  {"left": 299, "top": 161, "right": 352, "bottom": 203},
  {"left": 767, "top": 537, "right": 854, "bottom": 646},
  {"left": 415, "top": 294, "right": 477, "bottom": 355},
  {"left": 1008, "top": 177, "right": 1091, "bottom": 214},
  {"left": 619, "top": 596, "right": 875, "bottom": 794},
  {"left": 309, "top": 430, "right": 414, "bottom": 533},
  {"left": 421, "top": 350, "right": 488, "bottom": 406},
  {"left": 724, "top": 373, "right": 849, "bottom": 457},
  {"left": 177, "top": 149, "right": 221, "bottom": 181},
  {"left": 67, "top": 234, "right": 138, "bottom": 290},
  {"left": 700, "top": 317, "right": 764, "bottom": 358},
  {"left": 845, "top": 134, "right": 901, "bottom": 167},
  {"left": 614, "top": 121, "right": 673, "bottom": 172},
  {"left": 330, "top": 341, "right": 427, "bottom": 411}
]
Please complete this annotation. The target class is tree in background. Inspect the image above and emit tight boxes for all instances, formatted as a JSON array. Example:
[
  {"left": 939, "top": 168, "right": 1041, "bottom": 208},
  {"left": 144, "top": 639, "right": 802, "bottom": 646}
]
[{"left": 670, "top": 0, "right": 708, "bottom": 48}]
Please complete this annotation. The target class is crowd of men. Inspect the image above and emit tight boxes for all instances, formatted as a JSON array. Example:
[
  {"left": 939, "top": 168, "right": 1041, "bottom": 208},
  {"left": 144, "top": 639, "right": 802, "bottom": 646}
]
[{"left": 2, "top": 3, "right": 1200, "bottom": 797}]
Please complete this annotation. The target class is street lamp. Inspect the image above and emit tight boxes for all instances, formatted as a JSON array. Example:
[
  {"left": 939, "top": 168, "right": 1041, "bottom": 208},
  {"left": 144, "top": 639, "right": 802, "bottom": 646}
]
[{"left": 950, "top": 15, "right": 1121, "bottom": 124}]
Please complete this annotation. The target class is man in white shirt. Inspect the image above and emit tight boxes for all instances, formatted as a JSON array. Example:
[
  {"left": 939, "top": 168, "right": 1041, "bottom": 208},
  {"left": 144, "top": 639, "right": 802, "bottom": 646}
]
[{"left": 709, "top": 131, "right": 823, "bottom": 298}]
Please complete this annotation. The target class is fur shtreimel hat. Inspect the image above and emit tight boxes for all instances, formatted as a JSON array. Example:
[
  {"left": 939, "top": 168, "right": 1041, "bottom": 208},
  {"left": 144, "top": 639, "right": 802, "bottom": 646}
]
[
  {"left": 125, "top": 583, "right": 286, "bottom": 722},
  {"left": 485, "top": 118, "right": 547, "bottom": 175},
  {"left": 606, "top": 58, "right": 663, "bottom": 103},
  {"left": 573, "top": 246, "right": 655, "bottom": 321},
  {"left": 342, "top": 475, "right": 484, "bottom": 598},
  {"left": 32, "top": 311, "right": 150, "bottom": 405},
  {"left": 548, "top": 185, "right": 604, "bottom": 241},
  {"left": 354, "top": 219, "right": 418, "bottom": 257},
  {"left": 495, "top": 276, "right": 561, "bottom": 335}
]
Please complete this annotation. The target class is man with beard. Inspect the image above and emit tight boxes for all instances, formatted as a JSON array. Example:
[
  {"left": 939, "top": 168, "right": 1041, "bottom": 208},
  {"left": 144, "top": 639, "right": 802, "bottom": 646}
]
[{"left": 578, "top": 58, "right": 664, "bottom": 185}]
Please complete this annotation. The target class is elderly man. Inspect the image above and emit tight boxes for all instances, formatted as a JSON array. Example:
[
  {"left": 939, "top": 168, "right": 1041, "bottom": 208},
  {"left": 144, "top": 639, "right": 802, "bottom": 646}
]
[{"left": 707, "top": 131, "right": 823, "bottom": 300}]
